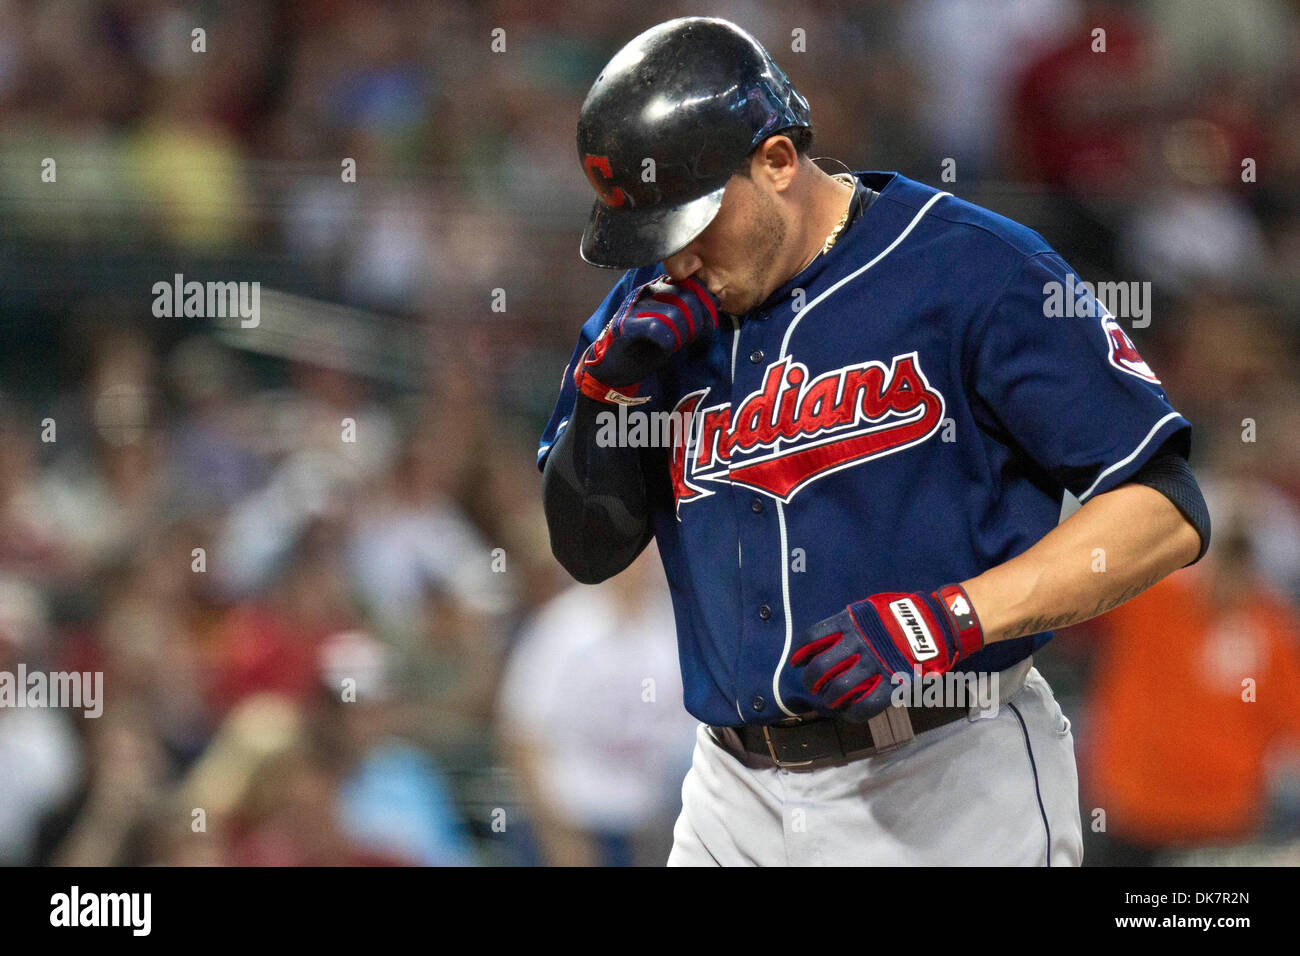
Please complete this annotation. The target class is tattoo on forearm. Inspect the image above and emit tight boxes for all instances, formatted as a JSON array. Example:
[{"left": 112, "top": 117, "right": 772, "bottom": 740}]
[{"left": 1000, "top": 572, "right": 1165, "bottom": 641}]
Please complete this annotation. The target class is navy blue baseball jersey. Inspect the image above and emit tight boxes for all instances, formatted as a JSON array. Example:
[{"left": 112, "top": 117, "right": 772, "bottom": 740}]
[{"left": 538, "top": 171, "right": 1190, "bottom": 727}]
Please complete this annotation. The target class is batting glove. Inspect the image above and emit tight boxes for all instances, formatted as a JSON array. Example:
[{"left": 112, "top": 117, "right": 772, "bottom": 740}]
[
  {"left": 789, "top": 585, "right": 984, "bottom": 723},
  {"left": 573, "top": 275, "right": 718, "bottom": 406}
]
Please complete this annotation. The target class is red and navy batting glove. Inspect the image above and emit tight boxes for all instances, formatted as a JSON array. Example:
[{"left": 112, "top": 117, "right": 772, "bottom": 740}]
[
  {"left": 788, "top": 585, "right": 984, "bottom": 723},
  {"left": 573, "top": 275, "right": 718, "bottom": 406}
]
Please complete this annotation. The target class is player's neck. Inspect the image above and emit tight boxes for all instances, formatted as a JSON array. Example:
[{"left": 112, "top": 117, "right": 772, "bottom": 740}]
[{"left": 787, "top": 166, "right": 856, "bottom": 279}]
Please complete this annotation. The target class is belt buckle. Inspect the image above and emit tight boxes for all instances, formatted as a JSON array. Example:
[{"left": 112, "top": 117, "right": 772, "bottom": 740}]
[{"left": 761, "top": 723, "right": 816, "bottom": 768}]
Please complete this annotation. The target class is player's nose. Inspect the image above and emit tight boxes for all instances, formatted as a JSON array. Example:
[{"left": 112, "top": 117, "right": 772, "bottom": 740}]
[{"left": 662, "top": 247, "right": 703, "bottom": 283}]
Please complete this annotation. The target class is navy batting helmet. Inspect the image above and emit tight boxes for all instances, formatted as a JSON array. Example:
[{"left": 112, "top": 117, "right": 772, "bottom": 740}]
[{"left": 576, "top": 17, "right": 811, "bottom": 269}]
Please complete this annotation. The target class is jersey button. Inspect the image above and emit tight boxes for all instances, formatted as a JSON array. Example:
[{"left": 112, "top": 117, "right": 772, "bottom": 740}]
[
  {"left": 750, "top": 497, "right": 763, "bottom": 513},
  {"left": 758, "top": 604, "right": 772, "bottom": 621},
  {"left": 751, "top": 695, "right": 765, "bottom": 712},
  {"left": 749, "top": 349, "right": 765, "bottom": 364}
]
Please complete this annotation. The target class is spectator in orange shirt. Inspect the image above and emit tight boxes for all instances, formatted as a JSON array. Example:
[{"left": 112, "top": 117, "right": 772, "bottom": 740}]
[{"left": 1082, "top": 499, "right": 1300, "bottom": 864}]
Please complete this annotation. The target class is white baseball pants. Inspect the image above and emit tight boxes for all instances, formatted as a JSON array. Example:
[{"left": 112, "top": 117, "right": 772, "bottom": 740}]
[{"left": 667, "top": 660, "right": 1083, "bottom": 866}]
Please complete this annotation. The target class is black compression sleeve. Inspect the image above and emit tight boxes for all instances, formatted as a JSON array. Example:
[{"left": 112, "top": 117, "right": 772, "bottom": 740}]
[
  {"left": 541, "top": 394, "right": 655, "bottom": 584},
  {"left": 1126, "top": 450, "right": 1211, "bottom": 565}
]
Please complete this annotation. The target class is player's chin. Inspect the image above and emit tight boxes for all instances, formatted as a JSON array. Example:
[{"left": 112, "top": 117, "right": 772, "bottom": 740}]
[{"left": 721, "top": 288, "right": 758, "bottom": 316}]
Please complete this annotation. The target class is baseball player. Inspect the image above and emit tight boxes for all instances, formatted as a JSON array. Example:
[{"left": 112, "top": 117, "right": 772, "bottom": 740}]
[{"left": 538, "top": 17, "right": 1210, "bottom": 866}]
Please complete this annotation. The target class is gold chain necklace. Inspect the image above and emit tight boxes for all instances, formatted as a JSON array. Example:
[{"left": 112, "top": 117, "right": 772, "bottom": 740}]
[{"left": 819, "top": 173, "right": 857, "bottom": 256}]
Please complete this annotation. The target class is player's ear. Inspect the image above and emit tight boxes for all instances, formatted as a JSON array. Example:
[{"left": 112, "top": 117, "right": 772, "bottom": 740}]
[{"left": 753, "top": 135, "right": 799, "bottom": 191}]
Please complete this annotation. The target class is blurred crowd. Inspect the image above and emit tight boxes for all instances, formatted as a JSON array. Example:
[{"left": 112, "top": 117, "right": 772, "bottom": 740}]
[{"left": 0, "top": 0, "right": 1298, "bottom": 866}]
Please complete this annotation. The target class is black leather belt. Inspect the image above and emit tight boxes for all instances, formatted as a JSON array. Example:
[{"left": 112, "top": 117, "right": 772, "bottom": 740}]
[{"left": 713, "top": 704, "right": 969, "bottom": 769}]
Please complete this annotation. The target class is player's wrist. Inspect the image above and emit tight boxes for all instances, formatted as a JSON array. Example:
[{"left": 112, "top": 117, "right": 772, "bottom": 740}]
[
  {"left": 574, "top": 344, "right": 652, "bottom": 406},
  {"left": 926, "top": 583, "right": 984, "bottom": 662}
]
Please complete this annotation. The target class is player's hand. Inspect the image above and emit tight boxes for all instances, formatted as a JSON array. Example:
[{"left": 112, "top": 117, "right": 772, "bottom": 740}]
[
  {"left": 573, "top": 275, "right": 719, "bottom": 405},
  {"left": 788, "top": 585, "right": 985, "bottom": 723}
]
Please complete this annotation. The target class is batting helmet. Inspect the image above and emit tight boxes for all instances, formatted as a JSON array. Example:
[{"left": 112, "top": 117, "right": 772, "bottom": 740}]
[{"left": 576, "top": 17, "right": 811, "bottom": 269}]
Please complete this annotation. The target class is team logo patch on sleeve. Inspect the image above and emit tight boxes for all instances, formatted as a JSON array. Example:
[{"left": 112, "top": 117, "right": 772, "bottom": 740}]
[{"left": 1101, "top": 312, "right": 1160, "bottom": 384}]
